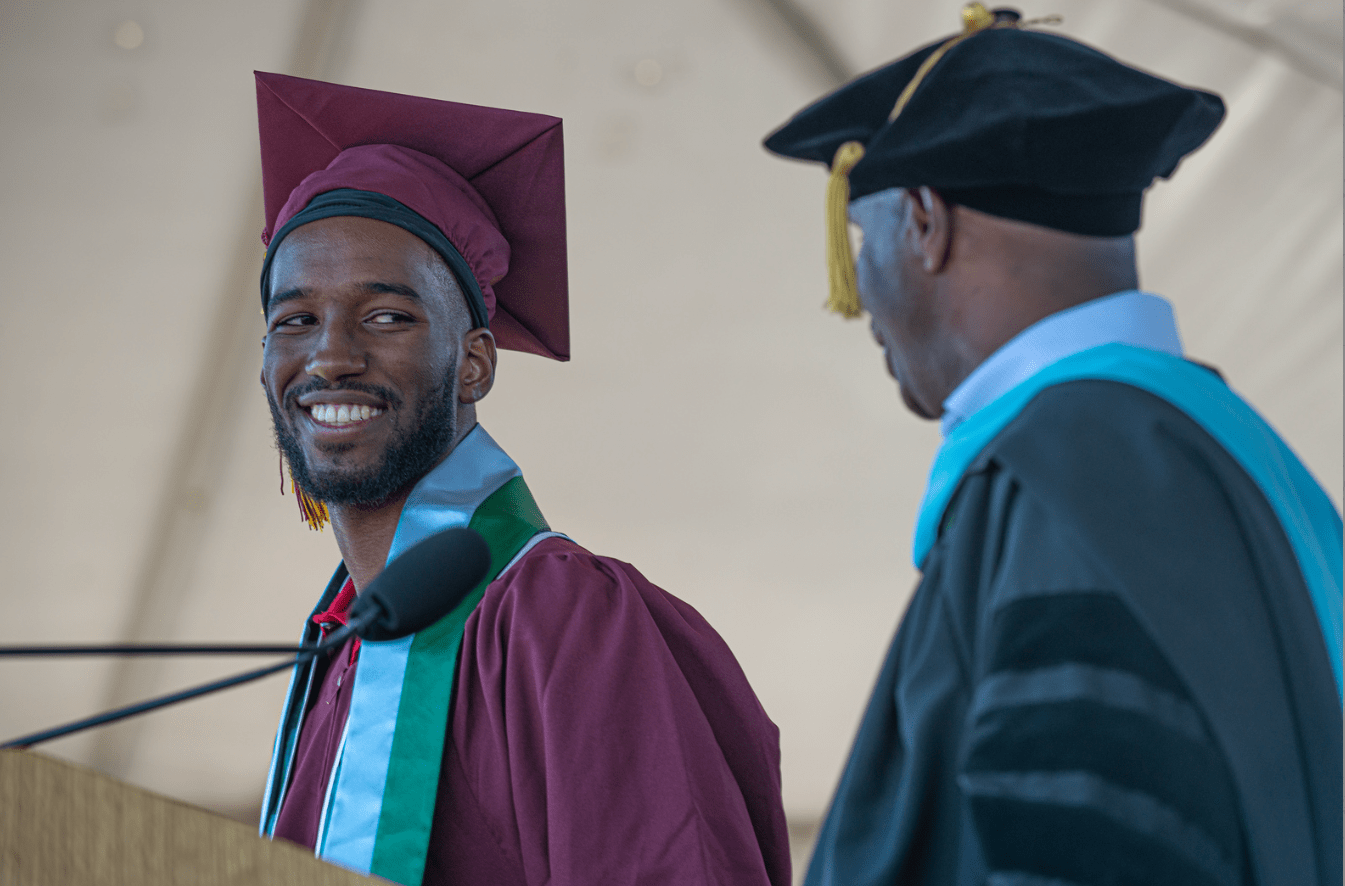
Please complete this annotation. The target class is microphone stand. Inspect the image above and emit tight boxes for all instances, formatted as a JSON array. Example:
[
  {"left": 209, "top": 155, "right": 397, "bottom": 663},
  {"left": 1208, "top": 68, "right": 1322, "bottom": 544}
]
[
  {"left": 0, "top": 645, "right": 305, "bottom": 658},
  {"left": 0, "top": 643, "right": 305, "bottom": 657},
  {"left": 1, "top": 611, "right": 374, "bottom": 750}
]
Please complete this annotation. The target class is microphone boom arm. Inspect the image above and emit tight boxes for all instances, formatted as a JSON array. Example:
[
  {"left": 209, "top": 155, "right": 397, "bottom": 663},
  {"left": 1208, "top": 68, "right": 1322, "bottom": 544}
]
[
  {"left": 0, "top": 643, "right": 306, "bottom": 657},
  {"left": 1, "top": 612, "right": 372, "bottom": 750},
  {"left": 1, "top": 525, "right": 488, "bottom": 750}
]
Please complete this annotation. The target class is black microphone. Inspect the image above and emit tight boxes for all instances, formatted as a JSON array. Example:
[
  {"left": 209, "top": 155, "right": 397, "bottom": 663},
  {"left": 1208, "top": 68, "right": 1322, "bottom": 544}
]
[
  {"left": 348, "top": 524, "right": 491, "bottom": 641},
  {"left": 1, "top": 527, "right": 492, "bottom": 749}
]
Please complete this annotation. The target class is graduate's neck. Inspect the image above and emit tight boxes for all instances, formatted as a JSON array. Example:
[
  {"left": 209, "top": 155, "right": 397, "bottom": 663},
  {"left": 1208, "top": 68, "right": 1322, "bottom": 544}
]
[
  {"left": 329, "top": 414, "right": 476, "bottom": 592},
  {"left": 328, "top": 490, "right": 415, "bottom": 593}
]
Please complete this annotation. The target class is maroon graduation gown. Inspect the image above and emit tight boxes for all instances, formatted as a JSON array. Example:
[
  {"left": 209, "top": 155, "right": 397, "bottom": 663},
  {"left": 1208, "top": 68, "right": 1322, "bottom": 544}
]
[{"left": 273, "top": 536, "right": 791, "bottom": 886}]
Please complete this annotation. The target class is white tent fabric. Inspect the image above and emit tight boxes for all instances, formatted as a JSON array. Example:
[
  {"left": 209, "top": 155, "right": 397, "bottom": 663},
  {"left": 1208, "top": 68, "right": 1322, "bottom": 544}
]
[{"left": 1, "top": 0, "right": 1339, "bottom": 868}]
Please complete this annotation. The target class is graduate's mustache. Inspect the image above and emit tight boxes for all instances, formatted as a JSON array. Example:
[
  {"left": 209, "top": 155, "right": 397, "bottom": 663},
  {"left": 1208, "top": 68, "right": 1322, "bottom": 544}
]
[
  {"left": 269, "top": 366, "right": 456, "bottom": 508},
  {"left": 282, "top": 379, "right": 404, "bottom": 415}
]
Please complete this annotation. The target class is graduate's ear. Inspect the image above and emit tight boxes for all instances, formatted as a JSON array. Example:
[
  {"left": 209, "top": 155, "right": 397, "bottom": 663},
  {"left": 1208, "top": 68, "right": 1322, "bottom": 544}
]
[
  {"left": 906, "top": 186, "right": 953, "bottom": 275},
  {"left": 458, "top": 328, "right": 496, "bottom": 404}
]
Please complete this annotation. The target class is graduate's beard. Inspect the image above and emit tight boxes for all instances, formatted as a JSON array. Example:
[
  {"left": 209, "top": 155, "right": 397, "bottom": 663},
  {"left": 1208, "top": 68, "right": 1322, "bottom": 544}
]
[{"left": 268, "top": 366, "right": 458, "bottom": 508}]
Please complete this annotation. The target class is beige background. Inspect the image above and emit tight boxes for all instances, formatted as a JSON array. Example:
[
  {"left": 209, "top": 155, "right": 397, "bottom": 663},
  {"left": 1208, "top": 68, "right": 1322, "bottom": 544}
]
[{"left": 1, "top": 0, "right": 1340, "bottom": 877}]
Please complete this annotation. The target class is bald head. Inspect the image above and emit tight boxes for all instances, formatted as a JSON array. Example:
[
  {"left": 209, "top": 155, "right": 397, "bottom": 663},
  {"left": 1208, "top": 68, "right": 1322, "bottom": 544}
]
[{"left": 850, "top": 187, "right": 1139, "bottom": 418}]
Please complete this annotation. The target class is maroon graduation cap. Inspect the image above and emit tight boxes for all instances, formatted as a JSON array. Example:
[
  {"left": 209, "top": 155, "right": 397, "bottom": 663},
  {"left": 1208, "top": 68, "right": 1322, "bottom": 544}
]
[{"left": 255, "top": 71, "right": 569, "bottom": 361}]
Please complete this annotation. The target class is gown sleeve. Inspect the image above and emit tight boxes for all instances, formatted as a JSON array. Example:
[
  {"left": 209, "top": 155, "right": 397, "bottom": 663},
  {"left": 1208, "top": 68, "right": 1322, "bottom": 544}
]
[
  {"left": 956, "top": 418, "right": 1250, "bottom": 886},
  {"left": 427, "top": 536, "right": 789, "bottom": 886}
]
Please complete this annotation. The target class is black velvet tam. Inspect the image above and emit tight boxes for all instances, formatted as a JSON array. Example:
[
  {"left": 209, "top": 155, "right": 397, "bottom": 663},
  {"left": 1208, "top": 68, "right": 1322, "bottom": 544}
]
[{"left": 763, "top": 25, "right": 1225, "bottom": 235}]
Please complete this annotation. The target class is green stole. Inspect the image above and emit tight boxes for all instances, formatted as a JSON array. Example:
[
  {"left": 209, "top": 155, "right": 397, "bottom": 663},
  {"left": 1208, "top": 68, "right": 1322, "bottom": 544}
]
[{"left": 260, "top": 426, "right": 551, "bottom": 884}]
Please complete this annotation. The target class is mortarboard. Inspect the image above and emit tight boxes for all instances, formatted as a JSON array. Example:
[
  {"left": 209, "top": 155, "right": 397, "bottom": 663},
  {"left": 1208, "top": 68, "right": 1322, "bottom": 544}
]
[
  {"left": 762, "top": 4, "right": 1225, "bottom": 318},
  {"left": 256, "top": 71, "right": 569, "bottom": 361}
]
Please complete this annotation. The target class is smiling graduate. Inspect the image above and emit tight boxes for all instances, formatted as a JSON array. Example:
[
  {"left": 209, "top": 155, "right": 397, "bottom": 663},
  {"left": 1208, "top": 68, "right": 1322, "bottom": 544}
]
[{"left": 253, "top": 72, "right": 789, "bottom": 886}]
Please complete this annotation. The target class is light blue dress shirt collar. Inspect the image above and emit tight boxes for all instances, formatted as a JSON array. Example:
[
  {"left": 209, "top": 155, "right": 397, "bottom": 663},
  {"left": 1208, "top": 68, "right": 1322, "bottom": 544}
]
[{"left": 940, "top": 290, "right": 1184, "bottom": 437}]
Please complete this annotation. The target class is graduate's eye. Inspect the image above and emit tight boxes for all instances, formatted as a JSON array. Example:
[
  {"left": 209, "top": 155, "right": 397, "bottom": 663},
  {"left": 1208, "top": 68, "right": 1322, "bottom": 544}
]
[
  {"left": 272, "top": 313, "right": 317, "bottom": 331},
  {"left": 368, "top": 310, "right": 414, "bottom": 325}
]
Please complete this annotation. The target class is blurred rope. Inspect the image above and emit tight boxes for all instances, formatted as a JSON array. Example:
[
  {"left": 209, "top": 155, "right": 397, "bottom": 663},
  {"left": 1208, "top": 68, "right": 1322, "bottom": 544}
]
[
  {"left": 738, "top": 0, "right": 855, "bottom": 87},
  {"left": 1143, "top": 0, "right": 1342, "bottom": 89}
]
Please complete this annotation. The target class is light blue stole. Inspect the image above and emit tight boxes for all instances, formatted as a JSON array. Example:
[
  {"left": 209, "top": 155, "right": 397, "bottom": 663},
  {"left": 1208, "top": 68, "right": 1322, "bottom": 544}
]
[{"left": 913, "top": 344, "right": 1342, "bottom": 695}]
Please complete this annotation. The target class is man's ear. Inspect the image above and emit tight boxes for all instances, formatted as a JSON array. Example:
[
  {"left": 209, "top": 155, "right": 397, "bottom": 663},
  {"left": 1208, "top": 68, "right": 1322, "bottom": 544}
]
[
  {"left": 458, "top": 328, "right": 497, "bottom": 404},
  {"left": 906, "top": 186, "right": 954, "bottom": 274}
]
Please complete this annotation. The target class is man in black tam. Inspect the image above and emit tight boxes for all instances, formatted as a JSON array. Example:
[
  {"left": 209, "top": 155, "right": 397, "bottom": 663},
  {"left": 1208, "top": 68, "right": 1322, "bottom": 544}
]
[{"left": 763, "top": 5, "right": 1342, "bottom": 886}]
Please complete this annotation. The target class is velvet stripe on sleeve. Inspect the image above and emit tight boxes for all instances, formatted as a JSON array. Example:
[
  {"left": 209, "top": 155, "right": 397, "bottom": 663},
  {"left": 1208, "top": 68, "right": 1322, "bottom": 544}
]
[{"left": 963, "top": 590, "right": 1247, "bottom": 886}]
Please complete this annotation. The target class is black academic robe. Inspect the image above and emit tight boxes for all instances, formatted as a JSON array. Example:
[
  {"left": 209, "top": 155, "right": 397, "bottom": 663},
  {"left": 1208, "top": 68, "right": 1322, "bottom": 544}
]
[{"left": 805, "top": 379, "right": 1341, "bottom": 886}]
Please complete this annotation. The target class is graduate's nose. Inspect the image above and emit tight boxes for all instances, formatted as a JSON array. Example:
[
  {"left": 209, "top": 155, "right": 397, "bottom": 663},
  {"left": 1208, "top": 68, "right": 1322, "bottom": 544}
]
[{"left": 305, "top": 324, "right": 367, "bottom": 382}]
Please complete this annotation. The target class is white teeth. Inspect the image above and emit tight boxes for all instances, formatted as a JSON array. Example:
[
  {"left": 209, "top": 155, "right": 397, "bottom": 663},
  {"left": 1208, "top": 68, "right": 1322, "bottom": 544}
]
[{"left": 310, "top": 404, "right": 383, "bottom": 426}]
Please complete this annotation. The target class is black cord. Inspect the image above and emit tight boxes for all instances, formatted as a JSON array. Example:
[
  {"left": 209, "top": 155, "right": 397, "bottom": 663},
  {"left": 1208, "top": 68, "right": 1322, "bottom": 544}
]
[
  {"left": 0, "top": 643, "right": 303, "bottom": 657},
  {"left": 1, "top": 614, "right": 370, "bottom": 750}
]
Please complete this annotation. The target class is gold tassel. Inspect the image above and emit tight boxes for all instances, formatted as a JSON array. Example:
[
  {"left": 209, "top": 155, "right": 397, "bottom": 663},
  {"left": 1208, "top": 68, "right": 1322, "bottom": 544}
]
[
  {"left": 279, "top": 453, "right": 329, "bottom": 531},
  {"left": 962, "top": 2, "right": 997, "bottom": 34},
  {"left": 825, "top": 140, "right": 867, "bottom": 319},
  {"left": 888, "top": 3, "right": 997, "bottom": 123},
  {"left": 823, "top": 2, "right": 1021, "bottom": 319},
  {"left": 293, "top": 476, "right": 330, "bottom": 531}
]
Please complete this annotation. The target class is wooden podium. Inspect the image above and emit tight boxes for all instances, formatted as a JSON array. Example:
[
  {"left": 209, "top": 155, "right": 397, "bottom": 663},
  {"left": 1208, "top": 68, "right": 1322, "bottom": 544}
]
[{"left": 0, "top": 749, "right": 379, "bottom": 885}]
